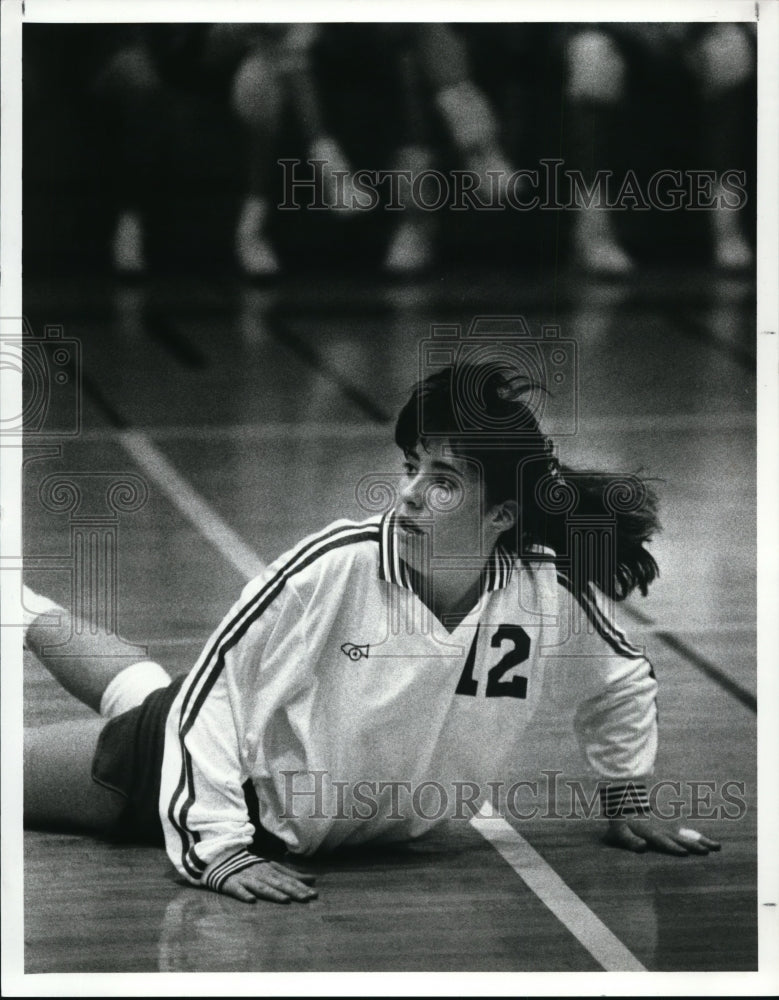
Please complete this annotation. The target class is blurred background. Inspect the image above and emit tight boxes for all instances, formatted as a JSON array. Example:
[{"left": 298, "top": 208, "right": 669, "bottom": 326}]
[{"left": 24, "top": 22, "right": 756, "bottom": 278}]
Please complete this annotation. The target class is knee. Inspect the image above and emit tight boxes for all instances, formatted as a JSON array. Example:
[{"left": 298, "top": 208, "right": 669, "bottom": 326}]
[
  {"left": 566, "top": 30, "right": 626, "bottom": 103},
  {"left": 688, "top": 24, "right": 755, "bottom": 96},
  {"left": 231, "top": 51, "right": 283, "bottom": 128},
  {"left": 95, "top": 44, "right": 161, "bottom": 100},
  {"left": 418, "top": 24, "right": 471, "bottom": 91}
]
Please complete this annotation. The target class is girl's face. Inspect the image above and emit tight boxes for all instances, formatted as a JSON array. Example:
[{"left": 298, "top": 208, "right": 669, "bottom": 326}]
[{"left": 396, "top": 438, "right": 502, "bottom": 575}]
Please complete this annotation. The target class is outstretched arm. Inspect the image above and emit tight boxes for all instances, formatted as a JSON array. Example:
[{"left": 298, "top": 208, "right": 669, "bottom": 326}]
[
  {"left": 576, "top": 672, "right": 720, "bottom": 854},
  {"left": 553, "top": 576, "right": 721, "bottom": 856},
  {"left": 159, "top": 578, "right": 317, "bottom": 902}
]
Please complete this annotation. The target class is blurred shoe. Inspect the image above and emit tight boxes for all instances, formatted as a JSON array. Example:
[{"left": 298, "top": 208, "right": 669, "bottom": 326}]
[
  {"left": 112, "top": 210, "right": 146, "bottom": 274},
  {"left": 436, "top": 79, "right": 498, "bottom": 152},
  {"left": 711, "top": 181, "right": 754, "bottom": 271},
  {"left": 573, "top": 239, "right": 634, "bottom": 276},
  {"left": 713, "top": 233, "right": 754, "bottom": 271},
  {"left": 384, "top": 218, "right": 434, "bottom": 274},
  {"left": 572, "top": 210, "right": 634, "bottom": 276},
  {"left": 236, "top": 196, "right": 280, "bottom": 276}
]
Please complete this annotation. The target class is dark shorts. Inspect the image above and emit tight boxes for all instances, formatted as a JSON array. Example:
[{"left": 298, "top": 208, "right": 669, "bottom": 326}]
[
  {"left": 92, "top": 674, "right": 286, "bottom": 856},
  {"left": 92, "top": 674, "right": 187, "bottom": 845}
]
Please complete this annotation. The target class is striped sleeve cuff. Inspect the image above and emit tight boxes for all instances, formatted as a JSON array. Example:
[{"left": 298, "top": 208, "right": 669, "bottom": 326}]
[
  {"left": 600, "top": 782, "right": 650, "bottom": 818},
  {"left": 203, "top": 850, "right": 267, "bottom": 893}
]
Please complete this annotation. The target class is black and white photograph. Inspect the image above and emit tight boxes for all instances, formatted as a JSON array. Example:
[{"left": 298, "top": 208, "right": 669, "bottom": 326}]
[{"left": 1, "top": 0, "right": 777, "bottom": 994}]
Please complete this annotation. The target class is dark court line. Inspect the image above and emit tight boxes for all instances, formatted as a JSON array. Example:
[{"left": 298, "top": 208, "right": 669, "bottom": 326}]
[
  {"left": 622, "top": 603, "right": 655, "bottom": 626},
  {"left": 22, "top": 338, "right": 126, "bottom": 431},
  {"left": 676, "top": 310, "right": 755, "bottom": 372},
  {"left": 266, "top": 315, "right": 392, "bottom": 425},
  {"left": 144, "top": 312, "right": 209, "bottom": 369},
  {"left": 622, "top": 603, "right": 755, "bottom": 713},
  {"left": 80, "top": 369, "right": 128, "bottom": 430},
  {"left": 654, "top": 630, "right": 756, "bottom": 713}
]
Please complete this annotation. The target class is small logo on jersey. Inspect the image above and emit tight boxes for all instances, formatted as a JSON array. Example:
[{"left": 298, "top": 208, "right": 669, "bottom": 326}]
[{"left": 341, "top": 642, "right": 370, "bottom": 661}]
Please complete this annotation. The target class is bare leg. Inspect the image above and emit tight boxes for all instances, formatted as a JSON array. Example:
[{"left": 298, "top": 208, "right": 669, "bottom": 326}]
[
  {"left": 25, "top": 719, "right": 126, "bottom": 833},
  {"left": 93, "top": 41, "right": 163, "bottom": 274},
  {"left": 26, "top": 605, "right": 150, "bottom": 714},
  {"left": 23, "top": 588, "right": 170, "bottom": 833},
  {"left": 230, "top": 43, "right": 284, "bottom": 275},
  {"left": 384, "top": 31, "right": 435, "bottom": 274},
  {"left": 422, "top": 24, "right": 515, "bottom": 199},
  {"left": 564, "top": 29, "right": 633, "bottom": 275},
  {"left": 688, "top": 24, "right": 755, "bottom": 270}
]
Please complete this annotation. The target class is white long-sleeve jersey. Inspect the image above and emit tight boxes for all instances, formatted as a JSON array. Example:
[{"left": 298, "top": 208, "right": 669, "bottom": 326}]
[{"left": 160, "top": 513, "right": 657, "bottom": 892}]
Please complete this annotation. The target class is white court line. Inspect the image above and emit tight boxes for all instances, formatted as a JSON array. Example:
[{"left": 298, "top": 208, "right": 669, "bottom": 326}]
[
  {"left": 118, "top": 429, "right": 266, "bottom": 581},
  {"left": 75, "top": 409, "right": 755, "bottom": 443},
  {"left": 471, "top": 800, "right": 647, "bottom": 972},
  {"left": 119, "top": 424, "right": 647, "bottom": 972}
]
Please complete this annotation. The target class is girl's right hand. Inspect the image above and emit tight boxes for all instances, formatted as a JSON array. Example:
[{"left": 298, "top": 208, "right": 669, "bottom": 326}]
[{"left": 221, "top": 860, "right": 318, "bottom": 904}]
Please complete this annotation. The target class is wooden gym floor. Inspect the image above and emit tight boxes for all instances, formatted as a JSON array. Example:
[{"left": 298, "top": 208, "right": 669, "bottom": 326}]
[{"left": 19, "top": 264, "right": 758, "bottom": 977}]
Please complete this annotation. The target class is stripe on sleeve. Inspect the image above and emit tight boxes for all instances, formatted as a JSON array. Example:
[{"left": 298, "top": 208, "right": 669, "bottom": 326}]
[
  {"left": 556, "top": 569, "right": 644, "bottom": 659},
  {"left": 583, "top": 582, "right": 644, "bottom": 657},
  {"left": 599, "top": 782, "right": 650, "bottom": 818},
  {"left": 204, "top": 850, "right": 268, "bottom": 892},
  {"left": 166, "top": 520, "right": 380, "bottom": 880}
]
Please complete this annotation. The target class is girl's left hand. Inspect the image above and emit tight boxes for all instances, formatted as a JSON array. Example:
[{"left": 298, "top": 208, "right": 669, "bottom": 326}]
[{"left": 605, "top": 817, "right": 721, "bottom": 855}]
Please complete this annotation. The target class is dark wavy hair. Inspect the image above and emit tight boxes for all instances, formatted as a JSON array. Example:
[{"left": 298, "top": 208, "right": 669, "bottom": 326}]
[{"left": 394, "top": 362, "right": 661, "bottom": 600}]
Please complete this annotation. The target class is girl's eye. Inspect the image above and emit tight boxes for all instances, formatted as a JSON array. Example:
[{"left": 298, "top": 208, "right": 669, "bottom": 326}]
[{"left": 435, "top": 475, "right": 457, "bottom": 490}]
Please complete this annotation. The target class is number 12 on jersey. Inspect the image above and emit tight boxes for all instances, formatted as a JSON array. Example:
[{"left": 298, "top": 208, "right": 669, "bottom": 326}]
[{"left": 455, "top": 624, "right": 530, "bottom": 698}]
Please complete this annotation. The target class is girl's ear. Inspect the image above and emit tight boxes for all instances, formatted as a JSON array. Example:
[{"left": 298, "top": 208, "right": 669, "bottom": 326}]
[{"left": 490, "top": 501, "right": 518, "bottom": 531}]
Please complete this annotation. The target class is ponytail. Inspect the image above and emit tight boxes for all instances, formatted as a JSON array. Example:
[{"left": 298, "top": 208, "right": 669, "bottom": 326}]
[{"left": 533, "top": 466, "right": 661, "bottom": 601}]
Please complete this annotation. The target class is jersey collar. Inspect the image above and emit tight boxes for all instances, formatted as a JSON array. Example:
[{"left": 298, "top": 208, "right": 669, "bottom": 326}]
[{"left": 377, "top": 509, "right": 515, "bottom": 593}]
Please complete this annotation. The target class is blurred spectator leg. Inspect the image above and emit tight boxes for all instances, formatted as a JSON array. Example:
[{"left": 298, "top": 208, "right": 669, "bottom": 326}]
[
  {"left": 94, "top": 42, "right": 162, "bottom": 274},
  {"left": 231, "top": 25, "right": 363, "bottom": 276},
  {"left": 230, "top": 46, "right": 283, "bottom": 276},
  {"left": 282, "top": 33, "right": 360, "bottom": 216},
  {"left": 422, "top": 25, "right": 514, "bottom": 201},
  {"left": 688, "top": 24, "right": 755, "bottom": 271},
  {"left": 384, "top": 145, "right": 436, "bottom": 274},
  {"left": 384, "top": 36, "right": 435, "bottom": 274},
  {"left": 565, "top": 29, "right": 633, "bottom": 275}
]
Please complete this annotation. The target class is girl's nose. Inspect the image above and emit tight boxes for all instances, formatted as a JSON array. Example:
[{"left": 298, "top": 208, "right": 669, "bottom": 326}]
[{"left": 400, "top": 473, "right": 425, "bottom": 509}]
